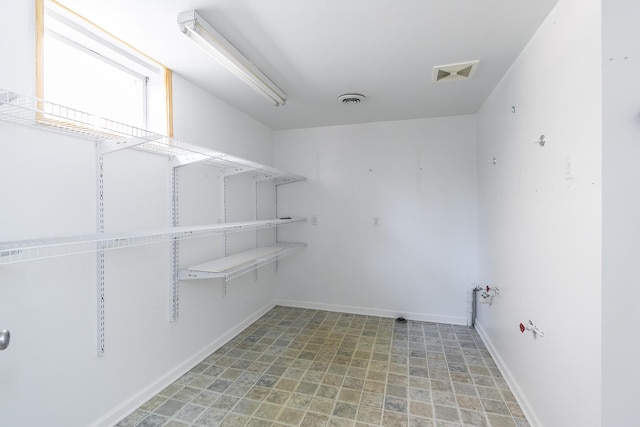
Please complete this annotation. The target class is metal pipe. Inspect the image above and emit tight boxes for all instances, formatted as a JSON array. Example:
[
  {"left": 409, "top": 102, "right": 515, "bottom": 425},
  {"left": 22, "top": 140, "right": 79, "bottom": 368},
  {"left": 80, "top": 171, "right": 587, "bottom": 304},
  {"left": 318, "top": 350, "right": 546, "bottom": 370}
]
[{"left": 472, "top": 288, "right": 478, "bottom": 327}]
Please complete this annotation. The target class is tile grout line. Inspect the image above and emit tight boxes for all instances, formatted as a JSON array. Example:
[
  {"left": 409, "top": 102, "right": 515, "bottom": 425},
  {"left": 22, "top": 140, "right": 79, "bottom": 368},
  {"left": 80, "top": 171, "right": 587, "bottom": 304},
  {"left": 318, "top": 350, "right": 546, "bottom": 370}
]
[{"left": 119, "top": 307, "right": 529, "bottom": 427}]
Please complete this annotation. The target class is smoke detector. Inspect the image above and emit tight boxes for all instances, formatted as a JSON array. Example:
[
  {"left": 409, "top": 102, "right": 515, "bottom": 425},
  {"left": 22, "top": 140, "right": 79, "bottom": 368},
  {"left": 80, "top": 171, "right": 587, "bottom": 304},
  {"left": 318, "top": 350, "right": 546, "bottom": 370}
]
[
  {"left": 337, "top": 93, "right": 366, "bottom": 104},
  {"left": 432, "top": 60, "right": 479, "bottom": 83}
]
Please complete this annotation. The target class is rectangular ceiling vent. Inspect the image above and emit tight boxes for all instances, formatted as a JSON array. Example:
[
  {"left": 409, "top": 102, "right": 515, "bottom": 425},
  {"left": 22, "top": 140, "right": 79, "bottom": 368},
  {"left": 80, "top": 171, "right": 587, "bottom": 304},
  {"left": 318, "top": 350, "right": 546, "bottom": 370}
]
[{"left": 432, "top": 60, "right": 479, "bottom": 83}]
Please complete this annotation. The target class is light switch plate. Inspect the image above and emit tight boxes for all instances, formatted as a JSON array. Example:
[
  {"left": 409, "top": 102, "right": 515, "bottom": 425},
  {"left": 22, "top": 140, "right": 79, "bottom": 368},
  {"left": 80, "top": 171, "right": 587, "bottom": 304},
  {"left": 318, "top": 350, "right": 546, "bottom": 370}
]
[{"left": 564, "top": 153, "right": 575, "bottom": 179}]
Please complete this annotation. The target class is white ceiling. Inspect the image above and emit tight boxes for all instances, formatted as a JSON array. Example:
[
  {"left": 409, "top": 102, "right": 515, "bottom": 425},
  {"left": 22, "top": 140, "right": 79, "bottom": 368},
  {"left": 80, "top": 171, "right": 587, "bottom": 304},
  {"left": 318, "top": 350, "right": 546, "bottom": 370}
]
[{"left": 58, "top": 0, "right": 558, "bottom": 131}]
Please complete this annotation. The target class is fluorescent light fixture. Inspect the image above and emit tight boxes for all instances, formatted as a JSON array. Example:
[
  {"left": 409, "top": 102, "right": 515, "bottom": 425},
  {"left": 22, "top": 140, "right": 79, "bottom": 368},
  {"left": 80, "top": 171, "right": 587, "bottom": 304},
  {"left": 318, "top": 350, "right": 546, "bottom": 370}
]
[{"left": 177, "top": 10, "right": 287, "bottom": 107}]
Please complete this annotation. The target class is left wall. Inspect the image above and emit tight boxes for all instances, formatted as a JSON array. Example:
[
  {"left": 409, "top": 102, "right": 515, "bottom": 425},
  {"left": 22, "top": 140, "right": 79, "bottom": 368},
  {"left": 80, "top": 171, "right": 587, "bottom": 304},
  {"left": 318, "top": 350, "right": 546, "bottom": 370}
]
[{"left": 0, "top": 2, "right": 279, "bottom": 426}]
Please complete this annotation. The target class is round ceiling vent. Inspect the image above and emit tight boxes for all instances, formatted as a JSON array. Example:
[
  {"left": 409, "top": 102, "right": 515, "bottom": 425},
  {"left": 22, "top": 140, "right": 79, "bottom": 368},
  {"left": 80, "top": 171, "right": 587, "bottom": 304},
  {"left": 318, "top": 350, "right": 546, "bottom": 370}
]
[{"left": 337, "top": 93, "right": 366, "bottom": 104}]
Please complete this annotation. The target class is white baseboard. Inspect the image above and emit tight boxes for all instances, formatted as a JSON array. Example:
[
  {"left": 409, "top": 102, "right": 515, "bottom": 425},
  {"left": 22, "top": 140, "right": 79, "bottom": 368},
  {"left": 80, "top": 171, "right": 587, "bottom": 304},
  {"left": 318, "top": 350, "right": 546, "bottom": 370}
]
[
  {"left": 90, "top": 300, "right": 277, "bottom": 427},
  {"left": 276, "top": 299, "right": 467, "bottom": 326},
  {"left": 474, "top": 321, "right": 541, "bottom": 427}
]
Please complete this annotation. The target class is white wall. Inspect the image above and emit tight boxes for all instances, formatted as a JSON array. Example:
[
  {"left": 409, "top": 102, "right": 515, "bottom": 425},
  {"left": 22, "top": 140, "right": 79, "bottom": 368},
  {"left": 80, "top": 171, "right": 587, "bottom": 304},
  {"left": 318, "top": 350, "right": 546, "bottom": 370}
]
[
  {"left": 274, "top": 116, "right": 477, "bottom": 324},
  {"left": 172, "top": 75, "right": 274, "bottom": 163},
  {"left": 0, "top": 0, "right": 35, "bottom": 94},
  {"left": 476, "top": 0, "right": 602, "bottom": 426},
  {"left": 0, "top": 3, "right": 279, "bottom": 426},
  {"left": 602, "top": 0, "right": 640, "bottom": 425}
]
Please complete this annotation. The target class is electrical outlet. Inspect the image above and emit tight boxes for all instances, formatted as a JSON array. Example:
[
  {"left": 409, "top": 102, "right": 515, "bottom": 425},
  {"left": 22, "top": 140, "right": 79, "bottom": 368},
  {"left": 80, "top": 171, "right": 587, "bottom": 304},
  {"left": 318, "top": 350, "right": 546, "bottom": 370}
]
[{"left": 311, "top": 215, "right": 318, "bottom": 226}]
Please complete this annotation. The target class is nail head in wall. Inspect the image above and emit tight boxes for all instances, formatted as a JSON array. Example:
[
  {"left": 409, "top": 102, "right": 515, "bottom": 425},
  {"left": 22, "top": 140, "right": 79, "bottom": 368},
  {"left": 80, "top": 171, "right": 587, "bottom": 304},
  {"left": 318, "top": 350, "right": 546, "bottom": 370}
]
[{"left": 0, "top": 329, "right": 10, "bottom": 350}]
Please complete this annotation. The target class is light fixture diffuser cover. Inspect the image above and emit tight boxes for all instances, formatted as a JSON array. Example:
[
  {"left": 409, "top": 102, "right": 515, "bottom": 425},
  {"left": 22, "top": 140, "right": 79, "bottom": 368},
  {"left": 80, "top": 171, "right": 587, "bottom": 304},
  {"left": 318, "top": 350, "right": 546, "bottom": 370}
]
[{"left": 177, "top": 10, "right": 287, "bottom": 106}]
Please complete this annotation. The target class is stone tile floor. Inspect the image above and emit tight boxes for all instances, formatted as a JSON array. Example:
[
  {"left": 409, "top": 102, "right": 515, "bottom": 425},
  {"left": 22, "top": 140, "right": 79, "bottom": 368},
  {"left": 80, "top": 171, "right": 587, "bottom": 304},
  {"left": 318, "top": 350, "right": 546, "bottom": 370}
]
[{"left": 116, "top": 306, "right": 529, "bottom": 427}]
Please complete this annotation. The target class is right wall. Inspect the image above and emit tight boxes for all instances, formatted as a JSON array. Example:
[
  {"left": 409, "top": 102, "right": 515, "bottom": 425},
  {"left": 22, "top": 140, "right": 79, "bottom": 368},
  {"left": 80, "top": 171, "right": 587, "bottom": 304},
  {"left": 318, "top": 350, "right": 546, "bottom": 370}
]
[
  {"left": 476, "top": 0, "right": 602, "bottom": 426},
  {"left": 602, "top": 0, "right": 640, "bottom": 425}
]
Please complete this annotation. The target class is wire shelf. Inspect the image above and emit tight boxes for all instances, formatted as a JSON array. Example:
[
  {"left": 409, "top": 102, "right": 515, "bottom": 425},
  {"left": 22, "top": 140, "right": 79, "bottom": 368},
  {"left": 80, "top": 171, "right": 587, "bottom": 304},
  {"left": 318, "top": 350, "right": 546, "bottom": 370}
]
[
  {"left": 178, "top": 242, "right": 306, "bottom": 282},
  {"left": 0, "top": 90, "right": 305, "bottom": 184},
  {"left": 0, "top": 218, "right": 306, "bottom": 265}
]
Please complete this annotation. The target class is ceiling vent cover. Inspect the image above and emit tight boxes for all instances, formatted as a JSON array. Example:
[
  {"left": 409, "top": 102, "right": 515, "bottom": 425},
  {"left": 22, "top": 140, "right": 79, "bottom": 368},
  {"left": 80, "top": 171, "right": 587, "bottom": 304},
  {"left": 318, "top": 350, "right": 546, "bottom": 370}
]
[
  {"left": 432, "top": 60, "right": 479, "bottom": 83},
  {"left": 337, "top": 93, "right": 366, "bottom": 104}
]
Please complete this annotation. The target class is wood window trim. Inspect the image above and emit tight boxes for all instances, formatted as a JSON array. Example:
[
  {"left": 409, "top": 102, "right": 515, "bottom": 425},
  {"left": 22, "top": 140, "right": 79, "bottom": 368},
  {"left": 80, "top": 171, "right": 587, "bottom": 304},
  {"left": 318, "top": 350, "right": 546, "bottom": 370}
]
[{"left": 35, "top": 0, "right": 174, "bottom": 137}]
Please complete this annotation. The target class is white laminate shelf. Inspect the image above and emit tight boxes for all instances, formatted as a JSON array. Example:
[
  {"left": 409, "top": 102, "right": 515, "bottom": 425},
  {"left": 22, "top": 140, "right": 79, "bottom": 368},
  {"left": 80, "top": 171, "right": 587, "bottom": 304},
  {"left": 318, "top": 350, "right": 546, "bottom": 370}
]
[
  {"left": 0, "top": 90, "right": 305, "bottom": 184},
  {"left": 0, "top": 218, "right": 306, "bottom": 265},
  {"left": 178, "top": 243, "right": 306, "bottom": 282}
]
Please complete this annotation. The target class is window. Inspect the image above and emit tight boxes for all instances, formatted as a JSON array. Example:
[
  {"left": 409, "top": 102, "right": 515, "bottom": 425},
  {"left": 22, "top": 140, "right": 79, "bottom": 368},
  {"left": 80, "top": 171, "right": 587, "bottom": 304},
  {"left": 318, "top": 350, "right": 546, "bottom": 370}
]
[{"left": 38, "top": 0, "right": 172, "bottom": 135}]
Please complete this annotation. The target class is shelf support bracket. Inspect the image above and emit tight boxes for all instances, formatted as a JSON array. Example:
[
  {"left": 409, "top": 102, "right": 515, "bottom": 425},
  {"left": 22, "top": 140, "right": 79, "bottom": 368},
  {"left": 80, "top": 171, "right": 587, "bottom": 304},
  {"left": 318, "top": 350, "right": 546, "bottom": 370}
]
[
  {"left": 169, "top": 167, "right": 180, "bottom": 321},
  {"left": 171, "top": 154, "right": 210, "bottom": 168},
  {"left": 96, "top": 149, "right": 105, "bottom": 357},
  {"left": 254, "top": 178, "right": 259, "bottom": 282},
  {"left": 101, "top": 134, "right": 163, "bottom": 155}
]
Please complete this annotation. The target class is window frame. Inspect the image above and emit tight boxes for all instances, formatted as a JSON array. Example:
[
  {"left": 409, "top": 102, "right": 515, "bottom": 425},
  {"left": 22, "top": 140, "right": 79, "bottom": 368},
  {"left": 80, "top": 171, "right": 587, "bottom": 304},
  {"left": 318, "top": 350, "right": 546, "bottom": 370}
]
[{"left": 35, "top": 0, "right": 174, "bottom": 136}]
